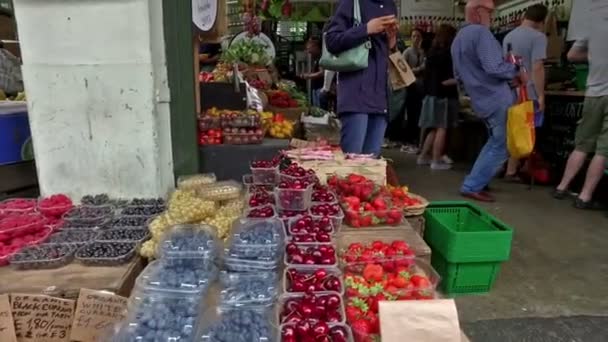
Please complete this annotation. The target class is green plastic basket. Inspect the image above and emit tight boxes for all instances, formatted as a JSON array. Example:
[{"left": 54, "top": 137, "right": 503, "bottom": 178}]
[
  {"left": 424, "top": 201, "right": 513, "bottom": 263},
  {"left": 431, "top": 251, "right": 501, "bottom": 295}
]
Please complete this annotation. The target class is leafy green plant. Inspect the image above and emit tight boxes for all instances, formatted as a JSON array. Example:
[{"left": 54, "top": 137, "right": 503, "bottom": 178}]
[{"left": 221, "top": 39, "right": 271, "bottom": 66}]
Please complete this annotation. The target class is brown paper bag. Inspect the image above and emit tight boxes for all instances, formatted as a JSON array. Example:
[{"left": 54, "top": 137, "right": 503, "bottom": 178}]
[
  {"left": 379, "top": 299, "right": 462, "bottom": 342},
  {"left": 545, "top": 11, "right": 563, "bottom": 61},
  {"left": 388, "top": 52, "right": 416, "bottom": 90}
]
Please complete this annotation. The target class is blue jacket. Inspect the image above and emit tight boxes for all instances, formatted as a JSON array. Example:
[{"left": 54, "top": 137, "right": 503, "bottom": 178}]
[{"left": 324, "top": 0, "right": 397, "bottom": 115}]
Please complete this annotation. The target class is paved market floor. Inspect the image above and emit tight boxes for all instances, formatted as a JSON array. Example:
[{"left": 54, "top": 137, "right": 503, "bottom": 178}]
[{"left": 385, "top": 150, "right": 608, "bottom": 341}]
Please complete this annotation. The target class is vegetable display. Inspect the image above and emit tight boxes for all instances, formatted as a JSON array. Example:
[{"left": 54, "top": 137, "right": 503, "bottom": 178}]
[{"left": 221, "top": 39, "right": 271, "bottom": 66}]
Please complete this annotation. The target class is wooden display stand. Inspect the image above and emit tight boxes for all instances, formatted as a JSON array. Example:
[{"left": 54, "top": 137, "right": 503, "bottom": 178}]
[
  {"left": 0, "top": 257, "right": 144, "bottom": 299},
  {"left": 339, "top": 221, "right": 431, "bottom": 264}
]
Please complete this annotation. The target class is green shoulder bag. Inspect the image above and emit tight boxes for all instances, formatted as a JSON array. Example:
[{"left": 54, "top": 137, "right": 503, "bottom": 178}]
[{"left": 319, "top": 0, "right": 371, "bottom": 72}]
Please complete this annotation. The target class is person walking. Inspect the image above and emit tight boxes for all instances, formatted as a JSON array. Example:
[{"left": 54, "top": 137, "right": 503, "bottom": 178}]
[
  {"left": 417, "top": 24, "right": 459, "bottom": 170},
  {"left": 552, "top": 6, "right": 608, "bottom": 209},
  {"left": 324, "top": 0, "right": 398, "bottom": 156},
  {"left": 301, "top": 37, "right": 325, "bottom": 108},
  {"left": 401, "top": 28, "right": 426, "bottom": 153},
  {"left": 502, "top": 4, "right": 548, "bottom": 180},
  {"left": 451, "top": 0, "right": 526, "bottom": 202}
]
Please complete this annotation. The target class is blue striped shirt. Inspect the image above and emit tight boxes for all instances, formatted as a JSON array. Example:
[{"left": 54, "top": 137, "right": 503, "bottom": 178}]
[{"left": 451, "top": 24, "right": 518, "bottom": 117}]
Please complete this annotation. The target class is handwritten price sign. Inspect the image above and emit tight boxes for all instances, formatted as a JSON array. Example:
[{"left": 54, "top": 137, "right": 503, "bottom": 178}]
[
  {"left": 11, "top": 294, "right": 74, "bottom": 342},
  {"left": 0, "top": 294, "right": 17, "bottom": 342},
  {"left": 70, "top": 289, "right": 127, "bottom": 342}
]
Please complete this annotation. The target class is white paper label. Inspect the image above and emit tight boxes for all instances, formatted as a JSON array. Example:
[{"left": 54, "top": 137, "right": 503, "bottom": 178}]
[{"left": 192, "top": 0, "right": 218, "bottom": 31}]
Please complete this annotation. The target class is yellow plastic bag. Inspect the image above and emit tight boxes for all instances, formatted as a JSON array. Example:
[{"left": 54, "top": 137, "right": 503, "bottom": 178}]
[{"left": 507, "top": 88, "right": 535, "bottom": 159}]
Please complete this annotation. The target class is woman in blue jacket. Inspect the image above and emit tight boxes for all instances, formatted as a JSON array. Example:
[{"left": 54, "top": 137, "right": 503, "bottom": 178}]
[{"left": 324, "top": 0, "right": 398, "bottom": 156}]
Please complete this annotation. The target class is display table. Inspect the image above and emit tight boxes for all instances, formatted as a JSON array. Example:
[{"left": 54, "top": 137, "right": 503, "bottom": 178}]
[
  {"left": 0, "top": 257, "right": 145, "bottom": 298},
  {"left": 199, "top": 139, "right": 290, "bottom": 180}
]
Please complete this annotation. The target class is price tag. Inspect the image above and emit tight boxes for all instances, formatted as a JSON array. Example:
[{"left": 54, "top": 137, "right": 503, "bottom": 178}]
[
  {"left": 70, "top": 289, "right": 128, "bottom": 342},
  {"left": 0, "top": 294, "right": 17, "bottom": 342},
  {"left": 192, "top": 0, "right": 218, "bottom": 31},
  {"left": 11, "top": 294, "right": 75, "bottom": 342}
]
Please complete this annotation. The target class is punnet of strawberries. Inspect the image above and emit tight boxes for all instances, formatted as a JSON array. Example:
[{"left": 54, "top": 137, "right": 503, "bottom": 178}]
[
  {"left": 342, "top": 241, "right": 437, "bottom": 342},
  {"left": 0, "top": 198, "right": 37, "bottom": 213}
]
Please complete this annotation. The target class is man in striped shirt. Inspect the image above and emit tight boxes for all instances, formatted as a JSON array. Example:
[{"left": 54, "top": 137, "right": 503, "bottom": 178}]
[{"left": 451, "top": 0, "right": 526, "bottom": 202}]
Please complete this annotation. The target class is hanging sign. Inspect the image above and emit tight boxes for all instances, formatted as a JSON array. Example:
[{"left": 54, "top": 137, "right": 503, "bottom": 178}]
[{"left": 193, "top": 0, "right": 218, "bottom": 31}]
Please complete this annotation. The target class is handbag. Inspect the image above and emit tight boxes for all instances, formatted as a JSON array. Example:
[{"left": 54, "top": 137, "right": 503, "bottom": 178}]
[
  {"left": 507, "top": 86, "right": 535, "bottom": 159},
  {"left": 319, "top": 0, "right": 371, "bottom": 72}
]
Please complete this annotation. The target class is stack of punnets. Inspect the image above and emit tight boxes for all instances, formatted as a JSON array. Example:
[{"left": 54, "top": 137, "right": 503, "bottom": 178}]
[{"left": 424, "top": 201, "right": 514, "bottom": 295}]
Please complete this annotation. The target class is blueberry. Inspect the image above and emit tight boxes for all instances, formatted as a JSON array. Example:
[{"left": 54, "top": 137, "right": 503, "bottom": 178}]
[
  {"left": 81, "top": 194, "right": 110, "bottom": 206},
  {"left": 47, "top": 229, "right": 98, "bottom": 244},
  {"left": 130, "top": 198, "right": 165, "bottom": 206},
  {"left": 220, "top": 272, "right": 277, "bottom": 306},
  {"left": 140, "top": 260, "right": 217, "bottom": 293},
  {"left": 120, "top": 205, "right": 165, "bottom": 216},
  {"left": 203, "top": 308, "right": 273, "bottom": 342},
  {"left": 225, "top": 220, "right": 284, "bottom": 262},
  {"left": 111, "top": 216, "right": 149, "bottom": 227},
  {"left": 159, "top": 225, "right": 217, "bottom": 255}
]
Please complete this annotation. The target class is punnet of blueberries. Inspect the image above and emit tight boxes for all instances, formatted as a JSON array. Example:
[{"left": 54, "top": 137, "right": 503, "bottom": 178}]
[
  {"left": 137, "top": 260, "right": 217, "bottom": 295},
  {"left": 81, "top": 194, "right": 111, "bottom": 206},
  {"left": 10, "top": 244, "right": 77, "bottom": 270},
  {"left": 225, "top": 218, "right": 285, "bottom": 261},
  {"left": 63, "top": 205, "right": 113, "bottom": 227},
  {"left": 111, "top": 215, "right": 149, "bottom": 228},
  {"left": 75, "top": 241, "right": 137, "bottom": 266},
  {"left": 219, "top": 271, "right": 278, "bottom": 306},
  {"left": 120, "top": 292, "right": 201, "bottom": 342},
  {"left": 120, "top": 204, "right": 165, "bottom": 217},
  {"left": 200, "top": 306, "right": 274, "bottom": 342},
  {"left": 46, "top": 229, "right": 98, "bottom": 244},
  {"left": 95, "top": 228, "right": 150, "bottom": 243},
  {"left": 158, "top": 224, "right": 218, "bottom": 258}
]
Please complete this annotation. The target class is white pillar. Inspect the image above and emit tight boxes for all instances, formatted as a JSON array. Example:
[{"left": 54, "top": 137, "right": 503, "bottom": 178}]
[{"left": 13, "top": 0, "right": 174, "bottom": 199}]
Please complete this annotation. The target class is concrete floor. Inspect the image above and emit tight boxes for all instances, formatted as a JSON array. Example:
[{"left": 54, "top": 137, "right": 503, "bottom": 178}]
[{"left": 385, "top": 150, "right": 608, "bottom": 323}]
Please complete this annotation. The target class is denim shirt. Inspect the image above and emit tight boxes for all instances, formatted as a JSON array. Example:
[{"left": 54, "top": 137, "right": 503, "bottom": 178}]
[
  {"left": 451, "top": 24, "right": 518, "bottom": 117},
  {"left": 325, "top": 0, "right": 397, "bottom": 115}
]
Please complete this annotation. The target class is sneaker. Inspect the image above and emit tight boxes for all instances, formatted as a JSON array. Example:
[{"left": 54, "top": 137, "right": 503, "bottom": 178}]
[
  {"left": 430, "top": 161, "right": 452, "bottom": 170},
  {"left": 573, "top": 198, "right": 605, "bottom": 210},
  {"left": 417, "top": 157, "right": 431, "bottom": 165},
  {"left": 400, "top": 145, "right": 419, "bottom": 154},
  {"left": 441, "top": 155, "right": 454, "bottom": 164}
]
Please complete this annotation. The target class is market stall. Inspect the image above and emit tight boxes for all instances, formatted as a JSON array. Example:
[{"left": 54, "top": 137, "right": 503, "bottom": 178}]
[{"left": 0, "top": 147, "right": 501, "bottom": 341}]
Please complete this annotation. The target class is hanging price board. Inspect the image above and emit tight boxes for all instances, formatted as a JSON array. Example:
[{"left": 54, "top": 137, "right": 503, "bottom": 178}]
[{"left": 193, "top": 0, "right": 218, "bottom": 31}]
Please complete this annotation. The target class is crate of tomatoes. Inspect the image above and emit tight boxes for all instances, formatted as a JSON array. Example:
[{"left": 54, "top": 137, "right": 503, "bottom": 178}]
[{"left": 198, "top": 128, "right": 222, "bottom": 145}]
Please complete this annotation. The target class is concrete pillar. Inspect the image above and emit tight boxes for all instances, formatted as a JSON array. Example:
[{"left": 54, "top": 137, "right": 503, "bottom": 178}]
[{"left": 13, "top": 0, "right": 174, "bottom": 198}]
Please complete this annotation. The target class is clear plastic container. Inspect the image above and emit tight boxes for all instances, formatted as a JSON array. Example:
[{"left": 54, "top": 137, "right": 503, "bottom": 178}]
[
  {"left": 286, "top": 214, "right": 335, "bottom": 236},
  {"left": 0, "top": 198, "right": 37, "bottom": 213},
  {"left": 246, "top": 191, "right": 275, "bottom": 208},
  {"left": 277, "top": 291, "right": 345, "bottom": 325},
  {"left": 277, "top": 209, "right": 308, "bottom": 233},
  {"left": 200, "top": 304, "right": 276, "bottom": 342},
  {"left": 249, "top": 164, "right": 279, "bottom": 184},
  {"left": 243, "top": 174, "right": 275, "bottom": 193},
  {"left": 110, "top": 215, "right": 149, "bottom": 228},
  {"left": 342, "top": 206, "right": 404, "bottom": 227},
  {"left": 63, "top": 205, "right": 114, "bottom": 228},
  {"left": 135, "top": 260, "right": 217, "bottom": 296},
  {"left": 219, "top": 271, "right": 278, "bottom": 307},
  {"left": 157, "top": 224, "right": 218, "bottom": 266},
  {"left": 278, "top": 172, "right": 310, "bottom": 184},
  {"left": 280, "top": 322, "right": 353, "bottom": 342},
  {"left": 220, "top": 112, "right": 261, "bottom": 128},
  {"left": 342, "top": 259, "right": 439, "bottom": 300},
  {"left": 75, "top": 241, "right": 137, "bottom": 266},
  {"left": 274, "top": 184, "right": 313, "bottom": 211},
  {"left": 223, "top": 131, "right": 263, "bottom": 145},
  {"left": 26, "top": 226, "right": 53, "bottom": 246},
  {"left": 0, "top": 214, "right": 48, "bottom": 243},
  {"left": 283, "top": 267, "right": 344, "bottom": 294},
  {"left": 118, "top": 290, "right": 202, "bottom": 342},
  {"left": 95, "top": 227, "right": 150, "bottom": 243},
  {"left": 198, "top": 115, "right": 221, "bottom": 130},
  {"left": 46, "top": 228, "right": 98, "bottom": 244},
  {"left": 37, "top": 197, "right": 73, "bottom": 218},
  {"left": 244, "top": 205, "right": 276, "bottom": 220},
  {"left": 284, "top": 242, "right": 338, "bottom": 268},
  {"left": 10, "top": 243, "right": 77, "bottom": 270},
  {"left": 226, "top": 218, "right": 284, "bottom": 261},
  {"left": 177, "top": 173, "right": 217, "bottom": 190},
  {"left": 223, "top": 257, "right": 279, "bottom": 273},
  {"left": 310, "top": 202, "right": 345, "bottom": 231},
  {"left": 311, "top": 189, "right": 338, "bottom": 203},
  {"left": 119, "top": 205, "right": 165, "bottom": 217},
  {"left": 196, "top": 180, "right": 243, "bottom": 201}
]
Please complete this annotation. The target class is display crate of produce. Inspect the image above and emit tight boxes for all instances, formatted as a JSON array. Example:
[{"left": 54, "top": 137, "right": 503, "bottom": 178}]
[
  {"left": 177, "top": 173, "right": 217, "bottom": 190},
  {"left": 95, "top": 227, "right": 150, "bottom": 243},
  {"left": 10, "top": 243, "right": 78, "bottom": 270},
  {"left": 198, "top": 128, "right": 223, "bottom": 145},
  {"left": 37, "top": 195, "right": 74, "bottom": 218},
  {"left": 46, "top": 228, "right": 99, "bottom": 244},
  {"left": 75, "top": 241, "right": 138, "bottom": 266},
  {"left": 223, "top": 129, "right": 264, "bottom": 145},
  {"left": 243, "top": 174, "right": 276, "bottom": 192},
  {"left": 244, "top": 205, "right": 277, "bottom": 219},
  {"left": 220, "top": 111, "right": 261, "bottom": 128},
  {"left": 286, "top": 214, "right": 335, "bottom": 236},
  {"left": 226, "top": 217, "right": 284, "bottom": 261},
  {"left": 310, "top": 202, "right": 344, "bottom": 231},
  {"left": 198, "top": 114, "right": 221, "bottom": 130},
  {"left": 119, "top": 204, "right": 165, "bottom": 217},
  {"left": 424, "top": 201, "right": 513, "bottom": 263},
  {"left": 274, "top": 183, "right": 313, "bottom": 211},
  {"left": 431, "top": 251, "right": 501, "bottom": 295}
]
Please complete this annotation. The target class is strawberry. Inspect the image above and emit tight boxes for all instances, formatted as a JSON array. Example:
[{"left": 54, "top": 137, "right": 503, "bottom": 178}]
[
  {"left": 350, "top": 319, "right": 371, "bottom": 337},
  {"left": 359, "top": 250, "right": 374, "bottom": 263},
  {"left": 347, "top": 174, "right": 366, "bottom": 183},
  {"left": 365, "top": 311, "right": 380, "bottom": 334},
  {"left": 388, "top": 208, "right": 402, "bottom": 221},
  {"left": 371, "top": 197, "right": 387, "bottom": 210},
  {"left": 367, "top": 293, "right": 386, "bottom": 313},
  {"left": 411, "top": 275, "right": 431, "bottom": 288},
  {"left": 364, "top": 202, "right": 374, "bottom": 211},
  {"left": 363, "top": 264, "right": 384, "bottom": 281},
  {"left": 371, "top": 241, "right": 384, "bottom": 251},
  {"left": 346, "top": 304, "right": 363, "bottom": 321},
  {"left": 360, "top": 215, "right": 372, "bottom": 227},
  {"left": 391, "top": 240, "right": 409, "bottom": 251},
  {"left": 392, "top": 276, "right": 409, "bottom": 288}
]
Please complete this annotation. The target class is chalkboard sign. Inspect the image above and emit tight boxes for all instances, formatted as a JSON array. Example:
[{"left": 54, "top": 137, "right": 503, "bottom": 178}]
[{"left": 200, "top": 82, "right": 247, "bottom": 111}]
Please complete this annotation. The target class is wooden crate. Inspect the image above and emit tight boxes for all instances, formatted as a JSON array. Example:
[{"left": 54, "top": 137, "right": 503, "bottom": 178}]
[
  {"left": 290, "top": 152, "right": 387, "bottom": 185},
  {"left": 337, "top": 224, "right": 431, "bottom": 263}
]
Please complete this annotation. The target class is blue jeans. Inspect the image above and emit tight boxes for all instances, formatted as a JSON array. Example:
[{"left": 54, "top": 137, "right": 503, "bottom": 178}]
[
  {"left": 340, "top": 113, "right": 388, "bottom": 156},
  {"left": 461, "top": 105, "right": 510, "bottom": 193}
]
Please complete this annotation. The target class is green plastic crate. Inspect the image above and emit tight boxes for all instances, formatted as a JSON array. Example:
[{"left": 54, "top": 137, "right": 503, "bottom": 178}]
[
  {"left": 431, "top": 250, "right": 501, "bottom": 295},
  {"left": 424, "top": 201, "right": 513, "bottom": 263}
]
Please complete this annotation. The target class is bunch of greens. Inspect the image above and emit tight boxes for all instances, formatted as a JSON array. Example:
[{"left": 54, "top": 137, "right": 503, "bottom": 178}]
[{"left": 221, "top": 40, "right": 271, "bottom": 66}]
